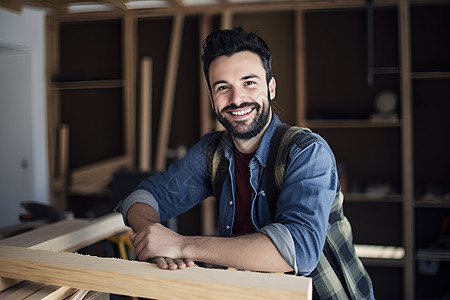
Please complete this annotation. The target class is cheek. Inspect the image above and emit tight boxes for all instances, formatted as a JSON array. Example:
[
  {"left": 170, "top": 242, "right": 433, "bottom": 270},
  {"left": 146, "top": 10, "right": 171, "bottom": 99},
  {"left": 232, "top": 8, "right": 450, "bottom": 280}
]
[{"left": 212, "top": 94, "right": 228, "bottom": 110}]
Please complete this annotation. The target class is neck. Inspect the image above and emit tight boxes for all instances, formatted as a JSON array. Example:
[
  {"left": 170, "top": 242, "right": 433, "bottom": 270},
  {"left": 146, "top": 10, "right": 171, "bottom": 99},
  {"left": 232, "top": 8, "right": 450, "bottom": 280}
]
[{"left": 232, "top": 113, "right": 272, "bottom": 154}]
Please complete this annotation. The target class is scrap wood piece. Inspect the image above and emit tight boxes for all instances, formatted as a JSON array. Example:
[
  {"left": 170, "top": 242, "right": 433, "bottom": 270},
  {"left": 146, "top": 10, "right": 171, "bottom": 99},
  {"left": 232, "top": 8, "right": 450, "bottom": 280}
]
[
  {"left": 0, "top": 280, "right": 46, "bottom": 300},
  {"left": 0, "top": 212, "right": 128, "bottom": 252},
  {"left": 24, "top": 285, "right": 77, "bottom": 300},
  {"left": 83, "top": 291, "right": 110, "bottom": 300},
  {"left": 155, "top": 13, "right": 185, "bottom": 171},
  {"left": 0, "top": 245, "right": 312, "bottom": 300},
  {"left": 0, "top": 212, "right": 128, "bottom": 292}
]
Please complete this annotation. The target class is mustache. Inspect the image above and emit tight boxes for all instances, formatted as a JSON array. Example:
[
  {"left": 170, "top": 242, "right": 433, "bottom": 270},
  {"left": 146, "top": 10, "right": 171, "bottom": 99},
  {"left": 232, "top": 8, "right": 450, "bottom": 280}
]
[{"left": 221, "top": 102, "right": 260, "bottom": 114}]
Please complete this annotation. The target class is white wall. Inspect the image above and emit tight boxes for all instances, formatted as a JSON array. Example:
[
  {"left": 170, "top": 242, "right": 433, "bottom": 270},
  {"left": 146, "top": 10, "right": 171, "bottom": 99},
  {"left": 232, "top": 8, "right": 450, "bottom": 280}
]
[{"left": 0, "top": 7, "right": 49, "bottom": 228}]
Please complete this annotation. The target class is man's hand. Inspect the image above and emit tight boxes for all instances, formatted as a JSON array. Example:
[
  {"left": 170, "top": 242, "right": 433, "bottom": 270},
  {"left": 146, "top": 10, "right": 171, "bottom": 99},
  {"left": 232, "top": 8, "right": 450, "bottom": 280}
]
[
  {"left": 130, "top": 222, "right": 181, "bottom": 260},
  {"left": 129, "top": 222, "right": 195, "bottom": 270},
  {"left": 151, "top": 257, "right": 196, "bottom": 270},
  {"left": 127, "top": 203, "right": 195, "bottom": 270}
]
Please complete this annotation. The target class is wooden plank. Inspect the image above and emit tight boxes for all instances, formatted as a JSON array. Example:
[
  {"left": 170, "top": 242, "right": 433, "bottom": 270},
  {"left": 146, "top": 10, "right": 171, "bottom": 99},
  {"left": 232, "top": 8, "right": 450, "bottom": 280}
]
[
  {"left": 139, "top": 57, "right": 152, "bottom": 171},
  {"left": 123, "top": 13, "right": 137, "bottom": 173},
  {"left": 199, "top": 14, "right": 216, "bottom": 237},
  {"left": 0, "top": 281, "right": 46, "bottom": 300},
  {"left": 83, "top": 290, "right": 110, "bottom": 300},
  {"left": 0, "top": 0, "right": 23, "bottom": 12},
  {"left": 155, "top": 13, "right": 185, "bottom": 171},
  {"left": 55, "top": 124, "right": 70, "bottom": 191},
  {"left": 0, "top": 213, "right": 128, "bottom": 252},
  {"left": 69, "top": 156, "right": 130, "bottom": 195},
  {"left": 398, "top": 0, "right": 414, "bottom": 299},
  {"left": 294, "top": 8, "right": 306, "bottom": 126},
  {"left": 0, "top": 213, "right": 127, "bottom": 292},
  {"left": 199, "top": 14, "right": 212, "bottom": 136},
  {"left": 0, "top": 245, "right": 312, "bottom": 300},
  {"left": 67, "top": 289, "right": 89, "bottom": 300},
  {"left": 24, "top": 285, "right": 77, "bottom": 300}
]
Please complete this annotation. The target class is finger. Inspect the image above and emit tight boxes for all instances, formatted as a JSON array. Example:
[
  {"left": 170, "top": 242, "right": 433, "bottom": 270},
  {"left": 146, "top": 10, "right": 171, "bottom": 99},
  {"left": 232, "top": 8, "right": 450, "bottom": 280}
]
[
  {"left": 130, "top": 231, "right": 144, "bottom": 248},
  {"left": 184, "top": 259, "right": 196, "bottom": 267},
  {"left": 165, "top": 258, "right": 178, "bottom": 270},
  {"left": 152, "top": 257, "right": 169, "bottom": 269},
  {"left": 128, "top": 233, "right": 136, "bottom": 243},
  {"left": 173, "top": 259, "right": 187, "bottom": 269}
]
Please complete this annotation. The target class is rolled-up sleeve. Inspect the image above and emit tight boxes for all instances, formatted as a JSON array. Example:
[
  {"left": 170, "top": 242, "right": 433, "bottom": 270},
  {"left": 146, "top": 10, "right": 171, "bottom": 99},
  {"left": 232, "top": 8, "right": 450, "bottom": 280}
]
[
  {"left": 115, "top": 133, "right": 215, "bottom": 225},
  {"left": 261, "top": 139, "right": 338, "bottom": 275},
  {"left": 115, "top": 190, "right": 160, "bottom": 226}
]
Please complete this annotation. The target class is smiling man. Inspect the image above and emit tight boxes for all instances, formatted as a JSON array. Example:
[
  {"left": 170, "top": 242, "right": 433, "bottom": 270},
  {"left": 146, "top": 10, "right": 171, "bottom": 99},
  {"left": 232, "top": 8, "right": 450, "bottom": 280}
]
[{"left": 116, "top": 28, "right": 375, "bottom": 299}]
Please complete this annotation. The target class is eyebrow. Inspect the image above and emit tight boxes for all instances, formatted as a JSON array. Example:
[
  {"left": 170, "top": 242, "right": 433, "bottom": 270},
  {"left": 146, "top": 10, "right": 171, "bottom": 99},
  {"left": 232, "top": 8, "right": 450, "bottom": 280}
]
[{"left": 212, "top": 74, "right": 261, "bottom": 89}]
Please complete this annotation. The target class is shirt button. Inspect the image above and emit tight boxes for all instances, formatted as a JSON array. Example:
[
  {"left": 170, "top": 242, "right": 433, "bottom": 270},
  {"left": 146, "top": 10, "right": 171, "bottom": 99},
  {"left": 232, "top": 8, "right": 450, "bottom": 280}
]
[
  {"left": 229, "top": 201, "right": 233, "bottom": 205},
  {"left": 226, "top": 225, "right": 230, "bottom": 229}
]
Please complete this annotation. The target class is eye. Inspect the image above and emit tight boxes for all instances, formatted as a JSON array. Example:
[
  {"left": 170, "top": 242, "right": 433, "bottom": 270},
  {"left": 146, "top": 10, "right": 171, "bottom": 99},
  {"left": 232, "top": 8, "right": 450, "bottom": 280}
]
[
  {"left": 216, "top": 85, "right": 228, "bottom": 92},
  {"left": 244, "top": 81, "right": 256, "bottom": 86}
]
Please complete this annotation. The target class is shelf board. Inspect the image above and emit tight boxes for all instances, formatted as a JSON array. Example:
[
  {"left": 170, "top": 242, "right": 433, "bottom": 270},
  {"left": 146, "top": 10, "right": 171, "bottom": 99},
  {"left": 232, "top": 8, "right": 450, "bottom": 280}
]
[
  {"left": 416, "top": 248, "right": 450, "bottom": 262},
  {"left": 412, "top": 72, "right": 450, "bottom": 80},
  {"left": 304, "top": 119, "right": 401, "bottom": 129},
  {"left": 360, "top": 257, "right": 405, "bottom": 268},
  {"left": 415, "top": 199, "right": 450, "bottom": 208},
  {"left": 356, "top": 244, "right": 405, "bottom": 267},
  {"left": 345, "top": 193, "right": 403, "bottom": 203},
  {"left": 51, "top": 79, "right": 123, "bottom": 90}
]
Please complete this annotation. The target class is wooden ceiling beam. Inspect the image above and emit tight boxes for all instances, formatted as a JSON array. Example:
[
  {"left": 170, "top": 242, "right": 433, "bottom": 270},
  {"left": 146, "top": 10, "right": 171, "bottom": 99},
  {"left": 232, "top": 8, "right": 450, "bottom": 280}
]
[
  {"left": 170, "top": 0, "right": 184, "bottom": 6},
  {"left": 0, "top": 0, "right": 23, "bottom": 12},
  {"left": 104, "top": 0, "right": 128, "bottom": 10}
]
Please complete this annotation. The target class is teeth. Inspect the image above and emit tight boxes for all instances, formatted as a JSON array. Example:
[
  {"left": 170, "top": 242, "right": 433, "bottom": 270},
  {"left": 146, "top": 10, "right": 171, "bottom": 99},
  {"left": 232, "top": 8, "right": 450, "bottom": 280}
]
[{"left": 231, "top": 108, "right": 252, "bottom": 116}]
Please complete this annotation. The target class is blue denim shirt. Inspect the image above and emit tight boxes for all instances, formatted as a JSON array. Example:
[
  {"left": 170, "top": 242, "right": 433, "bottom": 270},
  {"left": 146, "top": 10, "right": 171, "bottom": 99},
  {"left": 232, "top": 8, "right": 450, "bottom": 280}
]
[{"left": 117, "top": 114, "right": 338, "bottom": 276}]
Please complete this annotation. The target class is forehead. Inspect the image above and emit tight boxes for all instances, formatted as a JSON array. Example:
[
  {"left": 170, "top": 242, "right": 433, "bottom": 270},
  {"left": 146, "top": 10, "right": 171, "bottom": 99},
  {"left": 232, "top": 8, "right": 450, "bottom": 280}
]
[{"left": 209, "top": 51, "right": 265, "bottom": 79}]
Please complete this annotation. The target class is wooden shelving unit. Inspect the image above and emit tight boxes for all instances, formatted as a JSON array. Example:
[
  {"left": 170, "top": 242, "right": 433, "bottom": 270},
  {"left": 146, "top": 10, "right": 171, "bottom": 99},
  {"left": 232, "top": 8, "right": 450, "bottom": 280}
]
[{"left": 45, "top": 1, "right": 450, "bottom": 299}]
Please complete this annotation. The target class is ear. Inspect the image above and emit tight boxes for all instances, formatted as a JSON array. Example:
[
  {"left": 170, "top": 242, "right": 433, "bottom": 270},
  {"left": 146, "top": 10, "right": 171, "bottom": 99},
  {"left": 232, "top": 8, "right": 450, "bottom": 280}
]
[{"left": 269, "top": 77, "right": 276, "bottom": 100}]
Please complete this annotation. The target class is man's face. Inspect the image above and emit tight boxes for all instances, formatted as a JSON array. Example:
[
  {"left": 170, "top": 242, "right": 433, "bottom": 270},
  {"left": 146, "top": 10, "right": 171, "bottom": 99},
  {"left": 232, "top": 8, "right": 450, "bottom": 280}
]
[{"left": 208, "top": 51, "right": 276, "bottom": 140}]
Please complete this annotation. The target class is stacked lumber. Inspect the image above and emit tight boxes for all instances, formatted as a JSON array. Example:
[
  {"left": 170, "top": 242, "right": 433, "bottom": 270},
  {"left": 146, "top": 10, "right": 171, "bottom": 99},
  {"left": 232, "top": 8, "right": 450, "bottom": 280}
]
[
  {"left": 0, "top": 281, "right": 108, "bottom": 300},
  {"left": 0, "top": 213, "right": 312, "bottom": 299},
  {"left": 0, "top": 212, "right": 129, "bottom": 299}
]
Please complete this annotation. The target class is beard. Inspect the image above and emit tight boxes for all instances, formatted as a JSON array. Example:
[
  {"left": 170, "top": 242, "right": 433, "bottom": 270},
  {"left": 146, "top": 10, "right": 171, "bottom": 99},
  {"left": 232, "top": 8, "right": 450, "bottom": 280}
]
[{"left": 214, "top": 93, "right": 271, "bottom": 140}]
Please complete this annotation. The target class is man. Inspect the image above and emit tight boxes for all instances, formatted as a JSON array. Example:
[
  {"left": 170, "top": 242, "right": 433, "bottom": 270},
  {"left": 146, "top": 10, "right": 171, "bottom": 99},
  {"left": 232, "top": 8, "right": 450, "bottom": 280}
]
[{"left": 116, "top": 27, "right": 375, "bottom": 299}]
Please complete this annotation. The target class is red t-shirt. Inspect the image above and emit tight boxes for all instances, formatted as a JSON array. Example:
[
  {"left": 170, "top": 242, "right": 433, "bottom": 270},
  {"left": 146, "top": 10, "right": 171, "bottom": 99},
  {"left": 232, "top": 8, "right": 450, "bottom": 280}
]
[{"left": 232, "top": 148, "right": 257, "bottom": 236}]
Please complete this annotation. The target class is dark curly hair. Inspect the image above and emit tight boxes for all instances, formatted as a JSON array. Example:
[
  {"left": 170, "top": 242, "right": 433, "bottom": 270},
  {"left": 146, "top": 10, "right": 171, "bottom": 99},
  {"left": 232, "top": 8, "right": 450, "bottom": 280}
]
[{"left": 201, "top": 27, "right": 272, "bottom": 92}]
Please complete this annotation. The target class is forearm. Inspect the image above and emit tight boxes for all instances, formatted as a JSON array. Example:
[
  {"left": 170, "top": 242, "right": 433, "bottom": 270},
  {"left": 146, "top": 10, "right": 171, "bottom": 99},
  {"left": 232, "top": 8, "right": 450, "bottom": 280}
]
[
  {"left": 127, "top": 203, "right": 160, "bottom": 233},
  {"left": 182, "top": 233, "right": 293, "bottom": 273}
]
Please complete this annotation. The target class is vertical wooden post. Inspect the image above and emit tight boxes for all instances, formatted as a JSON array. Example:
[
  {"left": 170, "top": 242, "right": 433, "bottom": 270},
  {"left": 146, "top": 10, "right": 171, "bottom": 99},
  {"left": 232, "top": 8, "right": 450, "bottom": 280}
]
[
  {"left": 54, "top": 123, "right": 70, "bottom": 211},
  {"left": 295, "top": 9, "right": 306, "bottom": 126},
  {"left": 199, "top": 14, "right": 216, "bottom": 236},
  {"left": 46, "top": 16, "right": 61, "bottom": 208},
  {"left": 58, "top": 124, "right": 70, "bottom": 188},
  {"left": 199, "top": 14, "right": 212, "bottom": 137},
  {"left": 139, "top": 57, "right": 152, "bottom": 171},
  {"left": 221, "top": 9, "right": 233, "bottom": 30},
  {"left": 399, "top": 0, "right": 414, "bottom": 299},
  {"left": 155, "top": 13, "right": 185, "bottom": 171},
  {"left": 124, "top": 14, "right": 137, "bottom": 169}
]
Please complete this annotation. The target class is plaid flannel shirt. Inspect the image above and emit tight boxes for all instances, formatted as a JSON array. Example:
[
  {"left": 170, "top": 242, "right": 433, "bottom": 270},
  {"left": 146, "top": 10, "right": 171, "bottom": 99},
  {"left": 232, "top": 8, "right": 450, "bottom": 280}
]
[{"left": 309, "top": 190, "right": 374, "bottom": 299}]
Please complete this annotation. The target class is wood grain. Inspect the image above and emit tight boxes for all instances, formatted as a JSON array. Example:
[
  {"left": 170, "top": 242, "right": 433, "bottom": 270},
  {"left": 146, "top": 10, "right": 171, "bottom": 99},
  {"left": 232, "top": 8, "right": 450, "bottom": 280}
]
[{"left": 0, "top": 245, "right": 312, "bottom": 300}]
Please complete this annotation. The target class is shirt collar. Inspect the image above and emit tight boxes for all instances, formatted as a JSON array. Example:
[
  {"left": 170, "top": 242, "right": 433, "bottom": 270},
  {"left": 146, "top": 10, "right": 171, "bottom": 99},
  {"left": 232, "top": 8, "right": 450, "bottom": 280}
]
[
  {"left": 254, "top": 113, "right": 282, "bottom": 167},
  {"left": 222, "top": 113, "right": 283, "bottom": 167}
]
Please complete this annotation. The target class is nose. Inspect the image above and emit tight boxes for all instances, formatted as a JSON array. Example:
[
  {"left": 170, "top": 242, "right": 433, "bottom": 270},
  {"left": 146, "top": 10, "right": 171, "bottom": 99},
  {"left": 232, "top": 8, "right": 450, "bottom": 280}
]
[{"left": 229, "top": 86, "right": 246, "bottom": 106}]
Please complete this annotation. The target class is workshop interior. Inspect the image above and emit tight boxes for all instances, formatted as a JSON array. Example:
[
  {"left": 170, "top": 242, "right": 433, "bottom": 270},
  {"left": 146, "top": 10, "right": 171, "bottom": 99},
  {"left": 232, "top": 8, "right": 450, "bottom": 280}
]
[{"left": 1, "top": 0, "right": 449, "bottom": 299}]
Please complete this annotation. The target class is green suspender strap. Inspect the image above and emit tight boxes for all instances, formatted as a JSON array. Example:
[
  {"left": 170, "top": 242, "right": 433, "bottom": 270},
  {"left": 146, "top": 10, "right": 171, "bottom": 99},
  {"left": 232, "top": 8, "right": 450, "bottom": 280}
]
[
  {"left": 265, "top": 124, "right": 308, "bottom": 220},
  {"left": 207, "top": 124, "right": 308, "bottom": 221},
  {"left": 206, "top": 130, "right": 229, "bottom": 218}
]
